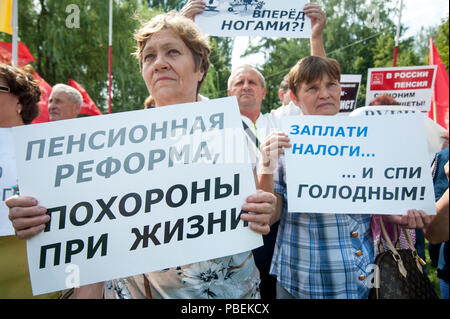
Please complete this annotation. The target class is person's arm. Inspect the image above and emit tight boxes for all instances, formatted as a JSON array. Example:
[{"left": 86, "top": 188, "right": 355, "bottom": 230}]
[
  {"left": 423, "top": 188, "right": 449, "bottom": 244},
  {"left": 304, "top": 3, "right": 326, "bottom": 57},
  {"left": 180, "top": 0, "right": 206, "bottom": 21},
  {"left": 257, "top": 132, "right": 291, "bottom": 193},
  {"left": 424, "top": 161, "right": 449, "bottom": 244}
]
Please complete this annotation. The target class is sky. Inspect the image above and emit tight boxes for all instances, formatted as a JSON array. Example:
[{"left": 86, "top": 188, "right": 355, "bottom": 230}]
[{"left": 232, "top": 0, "right": 450, "bottom": 69}]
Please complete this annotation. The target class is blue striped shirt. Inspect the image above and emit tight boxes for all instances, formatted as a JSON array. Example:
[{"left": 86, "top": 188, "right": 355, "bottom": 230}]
[{"left": 270, "top": 156, "right": 374, "bottom": 299}]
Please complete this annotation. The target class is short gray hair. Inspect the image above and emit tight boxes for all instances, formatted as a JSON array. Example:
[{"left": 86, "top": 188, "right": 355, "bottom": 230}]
[
  {"left": 227, "top": 64, "right": 266, "bottom": 90},
  {"left": 51, "top": 83, "right": 83, "bottom": 106}
]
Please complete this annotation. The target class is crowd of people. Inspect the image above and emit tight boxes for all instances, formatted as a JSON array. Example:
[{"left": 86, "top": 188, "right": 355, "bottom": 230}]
[{"left": 0, "top": 0, "right": 448, "bottom": 299}]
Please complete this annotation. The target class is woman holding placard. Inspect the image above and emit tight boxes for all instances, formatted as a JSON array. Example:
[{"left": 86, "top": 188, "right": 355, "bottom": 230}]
[{"left": 259, "top": 56, "right": 433, "bottom": 299}]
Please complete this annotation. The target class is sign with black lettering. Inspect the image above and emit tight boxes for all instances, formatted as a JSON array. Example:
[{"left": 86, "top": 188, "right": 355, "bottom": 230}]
[
  {"left": 365, "top": 66, "right": 437, "bottom": 111},
  {"left": 282, "top": 114, "right": 436, "bottom": 214},
  {"left": 195, "top": 0, "right": 311, "bottom": 38},
  {"left": 339, "top": 74, "right": 361, "bottom": 113},
  {"left": 0, "top": 128, "right": 16, "bottom": 236},
  {"left": 12, "top": 97, "right": 260, "bottom": 295}
]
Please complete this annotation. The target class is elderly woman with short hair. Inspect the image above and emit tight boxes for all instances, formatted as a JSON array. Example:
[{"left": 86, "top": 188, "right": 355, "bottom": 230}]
[{"left": 260, "top": 56, "right": 432, "bottom": 299}]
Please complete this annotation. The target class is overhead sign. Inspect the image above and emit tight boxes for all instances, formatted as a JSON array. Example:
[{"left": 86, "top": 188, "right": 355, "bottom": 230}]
[
  {"left": 365, "top": 65, "right": 437, "bottom": 111},
  {"left": 195, "top": 0, "right": 312, "bottom": 38},
  {"left": 12, "top": 97, "right": 261, "bottom": 295}
]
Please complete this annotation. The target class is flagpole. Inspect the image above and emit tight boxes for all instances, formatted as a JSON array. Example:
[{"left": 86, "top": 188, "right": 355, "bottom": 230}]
[
  {"left": 393, "top": 0, "right": 403, "bottom": 67},
  {"left": 108, "top": 0, "right": 113, "bottom": 114},
  {"left": 11, "top": 0, "right": 18, "bottom": 66}
]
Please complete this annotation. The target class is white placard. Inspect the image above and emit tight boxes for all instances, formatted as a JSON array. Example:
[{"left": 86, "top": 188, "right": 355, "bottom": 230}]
[
  {"left": 195, "top": 0, "right": 311, "bottom": 38},
  {"left": 0, "top": 128, "right": 17, "bottom": 236},
  {"left": 12, "top": 97, "right": 261, "bottom": 295},
  {"left": 365, "top": 65, "right": 437, "bottom": 111},
  {"left": 282, "top": 114, "right": 436, "bottom": 215}
]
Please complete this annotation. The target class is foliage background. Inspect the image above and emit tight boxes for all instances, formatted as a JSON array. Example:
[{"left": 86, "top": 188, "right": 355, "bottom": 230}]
[{"left": 0, "top": 0, "right": 447, "bottom": 114}]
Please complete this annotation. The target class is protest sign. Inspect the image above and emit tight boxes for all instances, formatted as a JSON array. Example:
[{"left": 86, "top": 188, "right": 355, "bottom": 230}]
[
  {"left": 0, "top": 128, "right": 16, "bottom": 236},
  {"left": 282, "top": 114, "right": 436, "bottom": 215},
  {"left": 195, "top": 0, "right": 311, "bottom": 38},
  {"left": 12, "top": 97, "right": 261, "bottom": 295},
  {"left": 339, "top": 74, "right": 362, "bottom": 113},
  {"left": 365, "top": 65, "right": 437, "bottom": 111},
  {"left": 350, "top": 105, "right": 447, "bottom": 163}
]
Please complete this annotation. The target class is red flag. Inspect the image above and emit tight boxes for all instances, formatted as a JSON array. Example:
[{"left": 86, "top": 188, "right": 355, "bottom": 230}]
[
  {"left": 0, "top": 41, "right": 35, "bottom": 66},
  {"left": 31, "top": 72, "right": 51, "bottom": 124},
  {"left": 68, "top": 79, "right": 103, "bottom": 116},
  {"left": 428, "top": 38, "right": 449, "bottom": 132}
]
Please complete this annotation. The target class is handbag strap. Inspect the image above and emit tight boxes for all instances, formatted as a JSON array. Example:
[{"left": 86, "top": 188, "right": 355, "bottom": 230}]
[
  {"left": 379, "top": 216, "right": 408, "bottom": 278},
  {"left": 393, "top": 224, "right": 400, "bottom": 249}
]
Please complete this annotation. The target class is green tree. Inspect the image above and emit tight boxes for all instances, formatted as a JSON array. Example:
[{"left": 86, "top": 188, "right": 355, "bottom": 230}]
[
  {"left": 415, "top": 25, "right": 440, "bottom": 65},
  {"left": 200, "top": 36, "right": 233, "bottom": 99},
  {"left": 372, "top": 33, "right": 420, "bottom": 68}
]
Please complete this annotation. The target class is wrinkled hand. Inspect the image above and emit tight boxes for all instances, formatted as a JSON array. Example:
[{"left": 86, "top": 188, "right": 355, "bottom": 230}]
[
  {"left": 240, "top": 190, "right": 277, "bottom": 235},
  {"left": 180, "top": 0, "right": 206, "bottom": 21},
  {"left": 259, "top": 132, "right": 291, "bottom": 174},
  {"left": 6, "top": 195, "right": 49, "bottom": 240},
  {"left": 384, "top": 209, "right": 432, "bottom": 229},
  {"left": 304, "top": 3, "right": 326, "bottom": 39}
]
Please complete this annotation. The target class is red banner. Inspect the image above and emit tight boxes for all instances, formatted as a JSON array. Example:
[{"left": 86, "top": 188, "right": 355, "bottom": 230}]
[
  {"left": 31, "top": 72, "right": 51, "bottom": 124},
  {"left": 68, "top": 79, "right": 103, "bottom": 116}
]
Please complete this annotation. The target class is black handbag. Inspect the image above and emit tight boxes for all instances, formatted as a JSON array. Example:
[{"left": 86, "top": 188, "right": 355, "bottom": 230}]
[{"left": 368, "top": 216, "right": 439, "bottom": 299}]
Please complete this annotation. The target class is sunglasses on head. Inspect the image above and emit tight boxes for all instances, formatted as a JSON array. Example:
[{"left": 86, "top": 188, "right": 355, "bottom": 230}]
[{"left": 0, "top": 86, "right": 10, "bottom": 93}]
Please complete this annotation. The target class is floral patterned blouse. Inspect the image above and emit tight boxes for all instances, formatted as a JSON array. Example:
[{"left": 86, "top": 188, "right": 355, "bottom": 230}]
[{"left": 103, "top": 251, "right": 260, "bottom": 299}]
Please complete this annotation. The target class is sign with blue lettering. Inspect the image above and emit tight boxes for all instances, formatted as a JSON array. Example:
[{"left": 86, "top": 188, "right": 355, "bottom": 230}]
[
  {"left": 282, "top": 114, "right": 436, "bottom": 215},
  {"left": 195, "top": 0, "right": 312, "bottom": 38}
]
